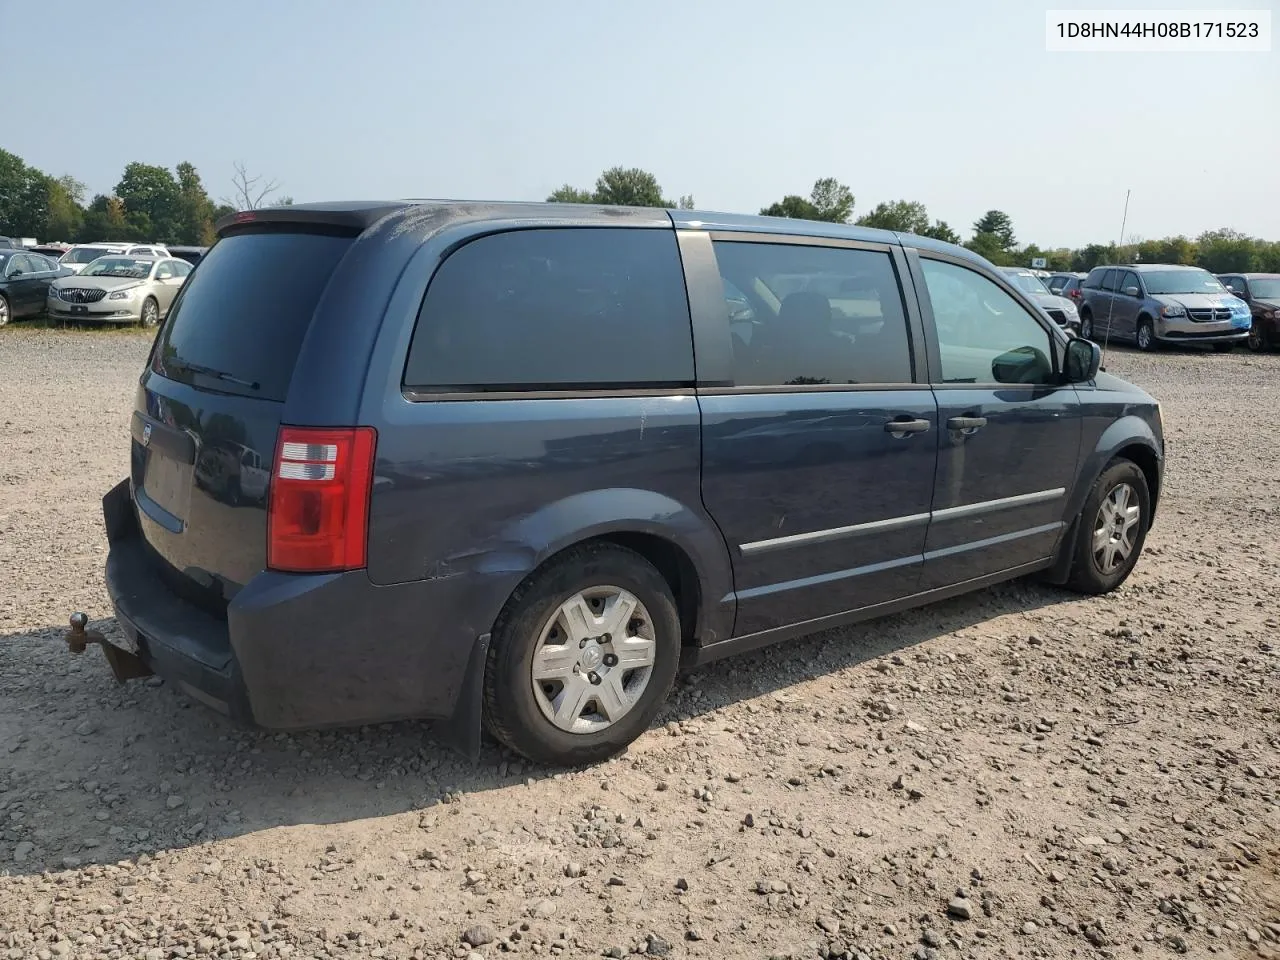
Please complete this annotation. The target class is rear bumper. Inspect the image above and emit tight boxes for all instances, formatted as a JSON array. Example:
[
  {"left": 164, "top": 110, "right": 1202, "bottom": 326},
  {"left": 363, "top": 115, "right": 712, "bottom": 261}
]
[{"left": 100, "top": 479, "right": 489, "bottom": 735}]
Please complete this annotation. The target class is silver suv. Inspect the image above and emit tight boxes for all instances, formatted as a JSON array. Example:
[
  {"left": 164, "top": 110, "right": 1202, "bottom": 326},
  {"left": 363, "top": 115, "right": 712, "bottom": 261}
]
[{"left": 1079, "top": 264, "right": 1251, "bottom": 352}]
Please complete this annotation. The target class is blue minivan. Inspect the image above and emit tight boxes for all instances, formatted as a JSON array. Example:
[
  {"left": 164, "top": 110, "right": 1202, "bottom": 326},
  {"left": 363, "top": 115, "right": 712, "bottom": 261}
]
[{"left": 89, "top": 202, "right": 1164, "bottom": 765}]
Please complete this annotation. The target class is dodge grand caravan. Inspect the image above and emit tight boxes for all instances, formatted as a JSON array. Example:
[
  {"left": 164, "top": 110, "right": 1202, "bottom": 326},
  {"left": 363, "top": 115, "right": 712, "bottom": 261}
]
[{"left": 85, "top": 201, "right": 1164, "bottom": 766}]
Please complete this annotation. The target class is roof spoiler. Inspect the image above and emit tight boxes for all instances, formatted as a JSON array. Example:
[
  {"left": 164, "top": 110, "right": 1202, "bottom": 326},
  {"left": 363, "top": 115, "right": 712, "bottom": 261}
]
[{"left": 215, "top": 203, "right": 410, "bottom": 237}]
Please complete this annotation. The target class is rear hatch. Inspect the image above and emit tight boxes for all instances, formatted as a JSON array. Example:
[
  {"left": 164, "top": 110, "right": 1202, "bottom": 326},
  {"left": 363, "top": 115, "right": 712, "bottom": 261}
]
[{"left": 132, "top": 229, "right": 355, "bottom": 613}]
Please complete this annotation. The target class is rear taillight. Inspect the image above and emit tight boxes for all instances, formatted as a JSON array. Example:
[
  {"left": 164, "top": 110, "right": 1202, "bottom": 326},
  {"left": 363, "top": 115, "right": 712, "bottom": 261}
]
[{"left": 267, "top": 426, "right": 377, "bottom": 573}]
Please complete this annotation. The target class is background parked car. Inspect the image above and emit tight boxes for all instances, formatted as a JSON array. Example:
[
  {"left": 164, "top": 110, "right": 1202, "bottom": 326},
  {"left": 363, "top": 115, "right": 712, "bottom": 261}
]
[
  {"left": 1046, "top": 272, "right": 1086, "bottom": 295},
  {"left": 1079, "top": 264, "right": 1251, "bottom": 352},
  {"left": 58, "top": 243, "right": 172, "bottom": 273},
  {"left": 997, "top": 266, "right": 1081, "bottom": 333},
  {"left": 1218, "top": 273, "right": 1280, "bottom": 352},
  {"left": 0, "top": 249, "right": 71, "bottom": 325},
  {"left": 0, "top": 237, "right": 17, "bottom": 249},
  {"left": 47, "top": 255, "right": 191, "bottom": 326}
]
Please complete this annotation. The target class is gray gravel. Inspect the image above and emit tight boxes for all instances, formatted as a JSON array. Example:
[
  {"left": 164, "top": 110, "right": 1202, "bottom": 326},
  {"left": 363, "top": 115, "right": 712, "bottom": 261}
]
[{"left": 1, "top": 326, "right": 1278, "bottom": 959}]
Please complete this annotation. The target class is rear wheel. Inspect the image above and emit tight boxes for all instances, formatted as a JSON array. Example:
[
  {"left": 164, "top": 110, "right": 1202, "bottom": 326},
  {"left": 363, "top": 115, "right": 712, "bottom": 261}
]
[
  {"left": 1135, "top": 318, "right": 1157, "bottom": 352},
  {"left": 1065, "top": 459, "right": 1150, "bottom": 595},
  {"left": 140, "top": 297, "right": 159, "bottom": 327},
  {"left": 483, "top": 542, "right": 681, "bottom": 766},
  {"left": 0, "top": 293, "right": 10, "bottom": 326}
]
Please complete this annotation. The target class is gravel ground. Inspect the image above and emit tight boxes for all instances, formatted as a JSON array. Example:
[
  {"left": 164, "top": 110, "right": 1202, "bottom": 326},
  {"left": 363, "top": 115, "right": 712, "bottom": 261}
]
[{"left": 1, "top": 327, "right": 1277, "bottom": 960}]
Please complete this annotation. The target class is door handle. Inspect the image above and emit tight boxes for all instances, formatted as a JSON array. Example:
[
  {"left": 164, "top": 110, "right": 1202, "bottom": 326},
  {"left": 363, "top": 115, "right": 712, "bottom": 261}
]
[
  {"left": 884, "top": 417, "right": 931, "bottom": 436},
  {"left": 946, "top": 416, "right": 988, "bottom": 432}
]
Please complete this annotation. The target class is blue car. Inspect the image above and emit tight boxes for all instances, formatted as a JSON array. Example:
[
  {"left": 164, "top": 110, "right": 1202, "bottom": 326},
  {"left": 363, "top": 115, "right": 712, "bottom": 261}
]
[{"left": 84, "top": 201, "right": 1164, "bottom": 765}]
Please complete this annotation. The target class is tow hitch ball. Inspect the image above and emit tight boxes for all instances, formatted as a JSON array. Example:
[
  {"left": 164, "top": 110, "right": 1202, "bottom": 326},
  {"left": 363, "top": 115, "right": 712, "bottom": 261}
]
[
  {"left": 64, "top": 612, "right": 153, "bottom": 682},
  {"left": 65, "top": 612, "right": 104, "bottom": 653}
]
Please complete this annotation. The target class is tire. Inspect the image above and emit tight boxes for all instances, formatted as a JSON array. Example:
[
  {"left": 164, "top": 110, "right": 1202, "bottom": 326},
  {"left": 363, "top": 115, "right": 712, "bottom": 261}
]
[
  {"left": 1212, "top": 342, "right": 1234, "bottom": 354},
  {"left": 1079, "top": 312, "right": 1093, "bottom": 341},
  {"left": 483, "top": 542, "right": 681, "bottom": 766},
  {"left": 1246, "top": 323, "right": 1266, "bottom": 352},
  {"left": 0, "top": 293, "right": 10, "bottom": 327},
  {"left": 140, "top": 297, "right": 159, "bottom": 327},
  {"left": 1064, "top": 459, "right": 1151, "bottom": 595},
  {"left": 1135, "top": 318, "right": 1157, "bottom": 352}
]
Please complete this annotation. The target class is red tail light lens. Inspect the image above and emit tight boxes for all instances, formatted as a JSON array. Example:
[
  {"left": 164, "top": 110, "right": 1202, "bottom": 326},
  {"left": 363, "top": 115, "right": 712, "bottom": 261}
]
[{"left": 268, "top": 426, "right": 377, "bottom": 573}]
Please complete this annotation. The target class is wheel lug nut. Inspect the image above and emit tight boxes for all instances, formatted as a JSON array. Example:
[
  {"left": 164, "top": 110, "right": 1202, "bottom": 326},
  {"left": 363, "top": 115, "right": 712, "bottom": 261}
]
[
  {"left": 603, "top": 654, "right": 618, "bottom": 667},
  {"left": 587, "top": 672, "right": 601, "bottom": 685},
  {"left": 602, "top": 633, "right": 611, "bottom": 643},
  {"left": 579, "top": 638, "right": 588, "bottom": 648}
]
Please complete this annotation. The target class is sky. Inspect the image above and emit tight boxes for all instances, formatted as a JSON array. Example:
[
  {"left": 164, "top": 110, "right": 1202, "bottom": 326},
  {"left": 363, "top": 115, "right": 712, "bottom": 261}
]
[{"left": 1, "top": 0, "right": 1277, "bottom": 248}]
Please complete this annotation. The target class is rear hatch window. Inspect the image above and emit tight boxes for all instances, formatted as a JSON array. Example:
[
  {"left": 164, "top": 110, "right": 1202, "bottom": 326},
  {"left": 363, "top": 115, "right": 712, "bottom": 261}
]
[
  {"left": 150, "top": 231, "right": 353, "bottom": 401},
  {"left": 133, "top": 229, "right": 354, "bottom": 610}
]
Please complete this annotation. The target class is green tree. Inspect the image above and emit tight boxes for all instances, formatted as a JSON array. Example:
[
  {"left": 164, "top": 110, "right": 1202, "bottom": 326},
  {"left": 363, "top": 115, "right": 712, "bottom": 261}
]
[
  {"left": 857, "top": 200, "right": 930, "bottom": 234},
  {"left": 173, "top": 162, "right": 217, "bottom": 245},
  {"left": 592, "top": 166, "right": 672, "bottom": 207},
  {"left": 677, "top": 195, "right": 695, "bottom": 210},
  {"left": 809, "top": 178, "right": 854, "bottom": 223},
  {"left": 81, "top": 195, "right": 134, "bottom": 241},
  {"left": 45, "top": 175, "right": 85, "bottom": 241},
  {"left": 1194, "top": 228, "right": 1258, "bottom": 273},
  {"left": 760, "top": 194, "right": 821, "bottom": 220},
  {"left": 971, "top": 210, "right": 1017, "bottom": 251},
  {"left": 966, "top": 231, "right": 1018, "bottom": 266},
  {"left": 116, "top": 162, "right": 181, "bottom": 241},
  {"left": 760, "top": 178, "right": 854, "bottom": 223},
  {"left": 546, "top": 167, "right": 681, "bottom": 207},
  {"left": 0, "top": 149, "right": 57, "bottom": 238},
  {"left": 547, "top": 184, "right": 596, "bottom": 203},
  {"left": 920, "top": 220, "right": 962, "bottom": 244}
]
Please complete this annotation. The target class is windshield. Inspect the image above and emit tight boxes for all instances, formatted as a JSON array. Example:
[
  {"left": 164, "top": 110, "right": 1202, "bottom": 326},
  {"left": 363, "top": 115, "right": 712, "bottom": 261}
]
[
  {"left": 1248, "top": 279, "right": 1280, "bottom": 299},
  {"left": 82, "top": 257, "right": 154, "bottom": 279},
  {"left": 1005, "top": 271, "right": 1051, "bottom": 295},
  {"left": 1143, "top": 270, "right": 1225, "bottom": 296},
  {"left": 63, "top": 247, "right": 118, "bottom": 264}
]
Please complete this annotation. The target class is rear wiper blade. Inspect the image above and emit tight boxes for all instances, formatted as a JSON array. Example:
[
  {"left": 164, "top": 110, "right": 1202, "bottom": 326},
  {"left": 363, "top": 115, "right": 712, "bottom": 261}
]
[{"left": 165, "top": 358, "right": 260, "bottom": 390}]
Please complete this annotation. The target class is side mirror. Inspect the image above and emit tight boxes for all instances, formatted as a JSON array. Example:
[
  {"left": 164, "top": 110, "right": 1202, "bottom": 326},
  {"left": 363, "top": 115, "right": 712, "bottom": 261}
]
[
  {"left": 1225, "top": 285, "right": 1239, "bottom": 294},
  {"left": 991, "top": 345, "right": 1053, "bottom": 385},
  {"left": 1064, "top": 337, "right": 1101, "bottom": 383},
  {"left": 1122, "top": 285, "right": 1141, "bottom": 297}
]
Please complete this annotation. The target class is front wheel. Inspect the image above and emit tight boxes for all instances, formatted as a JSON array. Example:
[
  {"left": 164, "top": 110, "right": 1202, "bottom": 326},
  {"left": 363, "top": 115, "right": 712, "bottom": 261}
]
[
  {"left": 1247, "top": 323, "right": 1266, "bottom": 352},
  {"left": 1079, "top": 313, "right": 1094, "bottom": 341},
  {"left": 1065, "top": 460, "right": 1151, "bottom": 595},
  {"left": 483, "top": 543, "right": 681, "bottom": 766},
  {"left": 1135, "top": 318, "right": 1157, "bottom": 352},
  {"left": 139, "top": 297, "right": 159, "bottom": 327},
  {"left": 0, "top": 293, "right": 10, "bottom": 327}
]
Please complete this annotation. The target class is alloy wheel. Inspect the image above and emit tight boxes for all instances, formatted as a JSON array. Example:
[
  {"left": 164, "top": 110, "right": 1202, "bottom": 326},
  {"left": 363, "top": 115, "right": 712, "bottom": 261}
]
[
  {"left": 1092, "top": 482, "right": 1141, "bottom": 575},
  {"left": 530, "top": 586, "right": 656, "bottom": 734}
]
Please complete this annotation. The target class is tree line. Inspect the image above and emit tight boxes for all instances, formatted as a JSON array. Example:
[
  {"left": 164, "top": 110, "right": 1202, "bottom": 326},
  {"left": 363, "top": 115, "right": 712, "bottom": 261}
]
[
  {"left": 4, "top": 152, "right": 1277, "bottom": 273},
  {"left": 549, "top": 167, "right": 1280, "bottom": 275},
  {"left": 0, "top": 150, "right": 288, "bottom": 246}
]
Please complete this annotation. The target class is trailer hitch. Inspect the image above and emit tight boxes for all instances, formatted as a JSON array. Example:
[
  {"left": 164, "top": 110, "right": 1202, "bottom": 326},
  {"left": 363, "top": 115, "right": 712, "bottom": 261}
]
[{"left": 65, "top": 612, "right": 153, "bottom": 682}]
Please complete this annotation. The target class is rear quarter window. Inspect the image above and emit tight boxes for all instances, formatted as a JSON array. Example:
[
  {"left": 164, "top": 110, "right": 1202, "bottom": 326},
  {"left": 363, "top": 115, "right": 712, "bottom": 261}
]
[
  {"left": 403, "top": 228, "right": 694, "bottom": 394},
  {"left": 150, "top": 231, "right": 353, "bottom": 402}
]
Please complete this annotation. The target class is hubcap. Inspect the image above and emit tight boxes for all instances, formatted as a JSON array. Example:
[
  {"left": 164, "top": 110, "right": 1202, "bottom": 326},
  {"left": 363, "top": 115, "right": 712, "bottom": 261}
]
[
  {"left": 530, "top": 586, "right": 656, "bottom": 734},
  {"left": 1248, "top": 325, "right": 1262, "bottom": 350},
  {"left": 1092, "top": 482, "right": 1141, "bottom": 575},
  {"left": 0, "top": 299, "right": 8, "bottom": 325},
  {"left": 143, "top": 303, "right": 157, "bottom": 325},
  {"left": 1138, "top": 326, "right": 1151, "bottom": 349}
]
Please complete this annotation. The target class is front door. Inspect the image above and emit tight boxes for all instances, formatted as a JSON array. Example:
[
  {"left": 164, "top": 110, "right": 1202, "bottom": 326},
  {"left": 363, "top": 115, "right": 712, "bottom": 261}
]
[
  {"left": 696, "top": 236, "right": 939, "bottom": 638},
  {"left": 913, "top": 254, "right": 1083, "bottom": 590}
]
